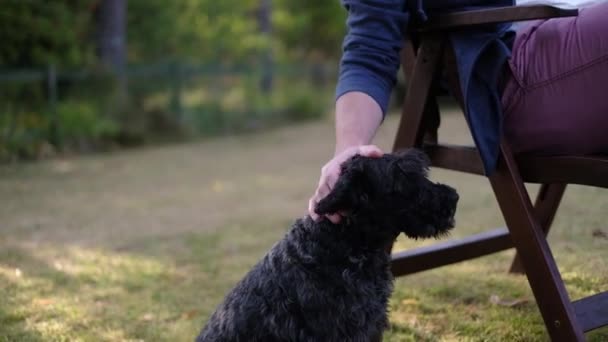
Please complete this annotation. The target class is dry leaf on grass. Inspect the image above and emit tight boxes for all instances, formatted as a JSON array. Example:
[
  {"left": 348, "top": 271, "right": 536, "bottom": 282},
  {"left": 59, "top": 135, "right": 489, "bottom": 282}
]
[
  {"left": 592, "top": 229, "right": 608, "bottom": 239},
  {"left": 162, "top": 310, "right": 201, "bottom": 323},
  {"left": 400, "top": 299, "right": 419, "bottom": 306},
  {"left": 181, "top": 309, "right": 199, "bottom": 320},
  {"left": 140, "top": 313, "right": 155, "bottom": 321},
  {"left": 489, "top": 295, "right": 530, "bottom": 308},
  {"left": 33, "top": 298, "right": 54, "bottom": 306},
  {"left": 95, "top": 300, "right": 107, "bottom": 308}
]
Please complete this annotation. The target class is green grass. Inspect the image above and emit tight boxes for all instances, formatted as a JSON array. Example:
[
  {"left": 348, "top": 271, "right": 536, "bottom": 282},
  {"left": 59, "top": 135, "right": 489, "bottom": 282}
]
[{"left": 1, "top": 114, "right": 607, "bottom": 341}]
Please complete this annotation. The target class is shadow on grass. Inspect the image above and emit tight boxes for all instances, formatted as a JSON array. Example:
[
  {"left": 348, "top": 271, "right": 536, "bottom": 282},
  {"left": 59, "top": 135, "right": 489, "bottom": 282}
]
[
  {"left": 0, "top": 258, "right": 47, "bottom": 342},
  {"left": 0, "top": 301, "right": 46, "bottom": 342},
  {"left": 389, "top": 261, "right": 608, "bottom": 342},
  {"left": 0, "top": 241, "right": 202, "bottom": 341},
  {"left": 0, "top": 219, "right": 291, "bottom": 341},
  {"left": 1, "top": 217, "right": 606, "bottom": 341}
]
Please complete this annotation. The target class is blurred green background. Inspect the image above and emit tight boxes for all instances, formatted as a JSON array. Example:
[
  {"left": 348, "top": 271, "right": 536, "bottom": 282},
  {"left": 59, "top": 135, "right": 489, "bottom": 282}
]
[
  {"left": 0, "top": 0, "right": 365, "bottom": 162},
  {"left": 2, "top": 2, "right": 606, "bottom": 341}
]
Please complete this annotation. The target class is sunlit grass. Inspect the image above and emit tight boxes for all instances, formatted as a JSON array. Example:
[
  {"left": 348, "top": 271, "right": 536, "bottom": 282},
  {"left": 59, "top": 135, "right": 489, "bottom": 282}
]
[
  {"left": 1, "top": 115, "right": 606, "bottom": 341},
  {"left": 0, "top": 243, "right": 193, "bottom": 341},
  {"left": 0, "top": 217, "right": 292, "bottom": 341}
]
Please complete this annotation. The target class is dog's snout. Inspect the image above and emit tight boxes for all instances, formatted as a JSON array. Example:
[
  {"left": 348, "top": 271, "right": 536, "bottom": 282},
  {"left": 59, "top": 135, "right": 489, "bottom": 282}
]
[
  {"left": 448, "top": 190, "right": 459, "bottom": 208},
  {"left": 446, "top": 186, "right": 458, "bottom": 208},
  {"left": 435, "top": 183, "right": 458, "bottom": 203},
  {"left": 435, "top": 183, "right": 458, "bottom": 224}
]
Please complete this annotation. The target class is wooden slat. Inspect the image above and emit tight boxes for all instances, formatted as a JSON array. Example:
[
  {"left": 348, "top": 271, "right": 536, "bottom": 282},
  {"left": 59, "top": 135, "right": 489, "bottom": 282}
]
[
  {"left": 421, "top": 5, "right": 578, "bottom": 31},
  {"left": 391, "top": 228, "right": 512, "bottom": 276},
  {"left": 573, "top": 292, "right": 608, "bottom": 332},
  {"left": 518, "top": 155, "right": 608, "bottom": 188},
  {"left": 422, "top": 144, "right": 485, "bottom": 175}
]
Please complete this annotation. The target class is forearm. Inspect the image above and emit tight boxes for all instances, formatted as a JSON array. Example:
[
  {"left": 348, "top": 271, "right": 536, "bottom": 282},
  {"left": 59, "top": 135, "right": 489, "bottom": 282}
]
[
  {"left": 333, "top": 0, "right": 406, "bottom": 155},
  {"left": 335, "top": 0, "right": 406, "bottom": 116},
  {"left": 310, "top": 92, "right": 384, "bottom": 222},
  {"left": 334, "top": 91, "right": 383, "bottom": 155}
]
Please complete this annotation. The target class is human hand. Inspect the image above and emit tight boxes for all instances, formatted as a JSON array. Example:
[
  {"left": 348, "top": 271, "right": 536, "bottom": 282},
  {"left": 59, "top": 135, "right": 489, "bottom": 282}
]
[{"left": 308, "top": 145, "right": 384, "bottom": 223}]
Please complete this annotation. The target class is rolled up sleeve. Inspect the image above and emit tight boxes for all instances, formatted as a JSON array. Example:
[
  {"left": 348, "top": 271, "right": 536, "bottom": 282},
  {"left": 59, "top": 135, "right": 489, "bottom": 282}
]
[{"left": 335, "top": 0, "right": 409, "bottom": 116}]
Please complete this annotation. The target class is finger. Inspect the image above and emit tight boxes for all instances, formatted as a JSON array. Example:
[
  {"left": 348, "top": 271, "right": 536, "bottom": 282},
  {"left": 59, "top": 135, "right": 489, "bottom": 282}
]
[
  {"left": 315, "top": 182, "right": 330, "bottom": 202},
  {"left": 323, "top": 173, "right": 337, "bottom": 195},
  {"left": 314, "top": 172, "right": 335, "bottom": 201},
  {"left": 359, "top": 145, "right": 384, "bottom": 158},
  {"left": 308, "top": 197, "right": 319, "bottom": 220},
  {"left": 318, "top": 165, "right": 333, "bottom": 187},
  {"left": 326, "top": 213, "right": 342, "bottom": 224}
]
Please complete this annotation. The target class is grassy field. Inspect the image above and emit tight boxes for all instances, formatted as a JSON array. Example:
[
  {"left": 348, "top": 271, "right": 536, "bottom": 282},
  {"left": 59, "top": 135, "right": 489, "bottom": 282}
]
[{"left": 1, "top": 113, "right": 607, "bottom": 341}]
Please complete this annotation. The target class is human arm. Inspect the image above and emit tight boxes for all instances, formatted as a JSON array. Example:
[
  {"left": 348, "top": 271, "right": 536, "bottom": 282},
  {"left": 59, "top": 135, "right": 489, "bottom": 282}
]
[
  {"left": 308, "top": 92, "right": 383, "bottom": 223},
  {"left": 308, "top": 0, "right": 407, "bottom": 222}
]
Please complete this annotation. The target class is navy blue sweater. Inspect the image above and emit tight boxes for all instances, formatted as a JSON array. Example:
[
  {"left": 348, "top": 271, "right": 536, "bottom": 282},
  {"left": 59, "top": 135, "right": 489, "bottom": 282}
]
[{"left": 336, "top": 0, "right": 515, "bottom": 174}]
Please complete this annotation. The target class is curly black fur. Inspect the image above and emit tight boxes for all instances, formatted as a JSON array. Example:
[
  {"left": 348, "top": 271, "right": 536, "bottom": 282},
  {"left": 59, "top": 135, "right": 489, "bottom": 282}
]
[{"left": 196, "top": 149, "right": 459, "bottom": 342}]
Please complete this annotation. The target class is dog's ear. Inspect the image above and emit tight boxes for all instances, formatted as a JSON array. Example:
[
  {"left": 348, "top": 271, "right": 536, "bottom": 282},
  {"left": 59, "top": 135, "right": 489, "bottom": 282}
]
[
  {"left": 395, "top": 148, "right": 430, "bottom": 177},
  {"left": 314, "top": 157, "right": 368, "bottom": 216}
]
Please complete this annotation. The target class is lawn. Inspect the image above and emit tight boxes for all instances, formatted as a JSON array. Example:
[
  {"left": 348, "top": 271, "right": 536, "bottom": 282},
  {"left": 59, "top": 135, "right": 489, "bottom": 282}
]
[{"left": 1, "top": 113, "right": 606, "bottom": 341}]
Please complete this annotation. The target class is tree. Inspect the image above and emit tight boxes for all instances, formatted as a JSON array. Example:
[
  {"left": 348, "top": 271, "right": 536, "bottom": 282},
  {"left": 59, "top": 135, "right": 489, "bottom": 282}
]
[
  {"left": 126, "top": 0, "right": 263, "bottom": 65},
  {"left": 95, "top": 0, "right": 127, "bottom": 98},
  {"left": 95, "top": 0, "right": 126, "bottom": 74},
  {"left": 258, "top": 0, "right": 273, "bottom": 92},
  {"left": 0, "top": 0, "right": 96, "bottom": 68},
  {"left": 273, "top": 0, "right": 346, "bottom": 61}
]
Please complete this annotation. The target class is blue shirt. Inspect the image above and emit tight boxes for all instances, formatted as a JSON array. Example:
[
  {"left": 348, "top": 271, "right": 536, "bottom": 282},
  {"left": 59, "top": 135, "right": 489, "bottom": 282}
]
[{"left": 336, "top": 0, "right": 515, "bottom": 174}]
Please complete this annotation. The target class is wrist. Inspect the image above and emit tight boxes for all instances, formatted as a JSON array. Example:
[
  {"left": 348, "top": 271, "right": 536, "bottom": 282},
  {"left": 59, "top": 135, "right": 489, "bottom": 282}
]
[
  {"left": 334, "top": 141, "right": 367, "bottom": 156},
  {"left": 334, "top": 92, "right": 383, "bottom": 156}
]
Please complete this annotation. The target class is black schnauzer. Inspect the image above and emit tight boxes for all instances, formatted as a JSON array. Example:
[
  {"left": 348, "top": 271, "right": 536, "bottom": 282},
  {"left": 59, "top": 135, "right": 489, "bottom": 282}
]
[{"left": 196, "top": 149, "right": 459, "bottom": 342}]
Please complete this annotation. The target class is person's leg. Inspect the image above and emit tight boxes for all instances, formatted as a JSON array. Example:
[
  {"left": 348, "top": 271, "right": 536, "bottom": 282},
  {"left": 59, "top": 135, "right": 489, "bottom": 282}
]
[{"left": 501, "top": 2, "right": 608, "bottom": 155}]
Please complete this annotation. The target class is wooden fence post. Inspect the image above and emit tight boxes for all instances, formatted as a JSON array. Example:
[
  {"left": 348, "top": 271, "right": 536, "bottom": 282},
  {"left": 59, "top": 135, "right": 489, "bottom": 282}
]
[
  {"left": 170, "top": 62, "right": 183, "bottom": 124},
  {"left": 47, "top": 64, "right": 59, "bottom": 146}
]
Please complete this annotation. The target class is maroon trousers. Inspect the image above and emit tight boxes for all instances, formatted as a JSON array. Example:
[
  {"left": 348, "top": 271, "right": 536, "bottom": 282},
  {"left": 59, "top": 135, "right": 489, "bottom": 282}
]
[{"left": 501, "top": 2, "right": 608, "bottom": 156}]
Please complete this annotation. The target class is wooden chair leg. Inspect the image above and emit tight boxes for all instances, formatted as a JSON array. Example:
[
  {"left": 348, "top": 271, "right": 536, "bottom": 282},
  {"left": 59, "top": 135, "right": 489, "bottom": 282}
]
[
  {"left": 490, "top": 145, "right": 584, "bottom": 341},
  {"left": 399, "top": 39, "right": 441, "bottom": 146},
  {"left": 510, "top": 183, "right": 567, "bottom": 273},
  {"left": 388, "top": 34, "right": 445, "bottom": 257},
  {"left": 393, "top": 34, "right": 444, "bottom": 151}
]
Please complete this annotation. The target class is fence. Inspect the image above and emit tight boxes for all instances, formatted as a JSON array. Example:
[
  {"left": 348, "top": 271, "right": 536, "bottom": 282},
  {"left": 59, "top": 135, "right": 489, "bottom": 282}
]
[{"left": 0, "top": 62, "right": 338, "bottom": 161}]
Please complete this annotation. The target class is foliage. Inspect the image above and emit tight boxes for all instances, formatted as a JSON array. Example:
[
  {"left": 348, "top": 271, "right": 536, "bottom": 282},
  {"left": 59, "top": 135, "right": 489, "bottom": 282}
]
[
  {"left": 0, "top": 0, "right": 350, "bottom": 162},
  {"left": 126, "top": 0, "right": 347, "bottom": 64},
  {"left": 274, "top": 0, "right": 347, "bottom": 60},
  {"left": 0, "top": 110, "right": 50, "bottom": 161},
  {"left": 275, "top": 82, "right": 330, "bottom": 122},
  {"left": 0, "top": 101, "right": 119, "bottom": 162},
  {"left": 183, "top": 77, "right": 329, "bottom": 137},
  {"left": 0, "top": 0, "right": 96, "bottom": 68},
  {"left": 54, "top": 101, "right": 119, "bottom": 148},
  {"left": 0, "top": 0, "right": 348, "bottom": 67},
  {"left": 127, "top": 0, "right": 266, "bottom": 64}
]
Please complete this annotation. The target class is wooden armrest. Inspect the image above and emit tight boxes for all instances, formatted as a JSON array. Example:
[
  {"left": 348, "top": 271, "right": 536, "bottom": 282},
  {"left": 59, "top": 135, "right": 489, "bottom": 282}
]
[
  {"left": 420, "top": 5, "right": 578, "bottom": 31},
  {"left": 516, "top": 155, "right": 608, "bottom": 188}
]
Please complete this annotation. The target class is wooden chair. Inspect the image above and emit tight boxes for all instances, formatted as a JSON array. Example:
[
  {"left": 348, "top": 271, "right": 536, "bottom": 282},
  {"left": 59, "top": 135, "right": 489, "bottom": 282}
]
[{"left": 389, "top": 5, "right": 608, "bottom": 341}]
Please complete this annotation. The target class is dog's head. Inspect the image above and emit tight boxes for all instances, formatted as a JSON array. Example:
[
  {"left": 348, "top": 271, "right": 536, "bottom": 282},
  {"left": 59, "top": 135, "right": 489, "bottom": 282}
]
[{"left": 314, "top": 149, "right": 458, "bottom": 239}]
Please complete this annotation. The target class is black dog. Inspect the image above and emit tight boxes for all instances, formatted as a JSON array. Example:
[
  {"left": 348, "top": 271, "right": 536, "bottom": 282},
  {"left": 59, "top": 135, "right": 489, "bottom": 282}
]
[{"left": 197, "top": 149, "right": 458, "bottom": 342}]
